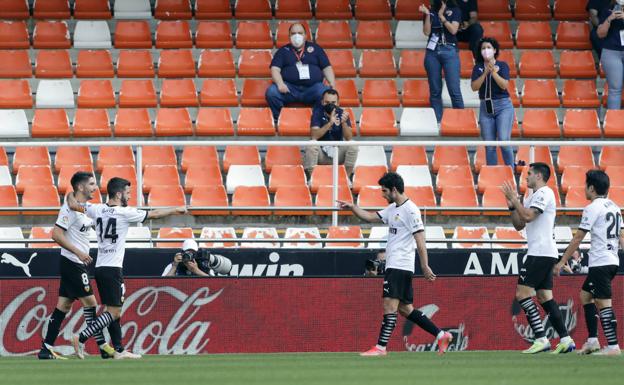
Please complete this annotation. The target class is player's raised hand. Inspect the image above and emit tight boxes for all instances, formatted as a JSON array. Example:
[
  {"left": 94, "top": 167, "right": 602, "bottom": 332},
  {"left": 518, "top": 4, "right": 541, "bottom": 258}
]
[
  {"left": 336, "top": 200, "right": 353, "bottom": 210},
  {"left": 422, "top": 265, "right": 436, "bottom": 281},
  {"left": 500, "top": 180, "right": 517, "bottom": 202}
]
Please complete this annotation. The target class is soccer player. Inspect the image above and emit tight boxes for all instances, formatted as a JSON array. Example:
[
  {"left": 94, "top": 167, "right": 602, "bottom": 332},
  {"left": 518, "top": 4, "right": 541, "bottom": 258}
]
[
  {"left": 338, "top": 172, "right": 453, "bottom": 356},
  {"left": 501, "top": 162, "right": 575, "bottom": 354},
  {"left": 67, "top": 177, "right": 187, "bottom": 359},
  {"left": 554, "top": 170, "right": 622, "bottom": 355},
  {"left": 38, "top": 171, "right": 116, "bottom": 360}
]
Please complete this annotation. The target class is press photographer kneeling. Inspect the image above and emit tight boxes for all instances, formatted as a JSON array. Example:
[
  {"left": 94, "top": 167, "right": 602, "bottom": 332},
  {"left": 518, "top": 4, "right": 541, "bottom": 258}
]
[{"left": 162, "top": 239, "right": 233, "bottom": 277}]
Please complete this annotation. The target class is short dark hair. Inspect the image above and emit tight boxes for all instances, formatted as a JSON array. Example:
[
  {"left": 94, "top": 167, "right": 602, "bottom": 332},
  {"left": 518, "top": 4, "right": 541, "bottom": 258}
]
[
  {"left": 107, "top": 177, "right": 131, "bottom": 199},
  {"left": 322, "top": 88, "right": 339, "bottom": 100},
  {"left": 70, "top": 171, "right": 94, "bottom": 191},
  {"left": 586, "top": 169, "right": 610, "bottom": 196},
  {"left": 474, "top": 37, "right": 501, "bottom": 63},
  {"left": 378, "top": 172, "right": 404, "bottom": 194},
  {"left": 529, "top": 162, "right": 551, "bottom": 183}
]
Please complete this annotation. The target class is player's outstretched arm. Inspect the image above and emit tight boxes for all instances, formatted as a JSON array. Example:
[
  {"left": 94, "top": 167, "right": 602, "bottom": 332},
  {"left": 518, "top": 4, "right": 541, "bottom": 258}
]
[
  {"left": 146, "top": 206, "right": 188, "bottom": 219},
  {"left": 554, "top": 228, "right": 586, "bottom": 276},
  {"left": 336, "top": 200, "right": 382, "bottom": 223},
  {"left": 414, "top": 231, "right": 435, "bottom": 281}
]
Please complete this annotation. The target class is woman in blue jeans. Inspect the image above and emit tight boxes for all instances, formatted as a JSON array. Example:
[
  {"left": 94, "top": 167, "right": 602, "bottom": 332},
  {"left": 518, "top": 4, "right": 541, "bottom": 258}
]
[
  {"left": 420, "top": 0, "right": 464, "bottom": 122},
  {"left": 597, "top": 1, "right": 624, "bottom": 110},
  {"left": 470, "top": 37, "right": 514, "bottom": 167}
]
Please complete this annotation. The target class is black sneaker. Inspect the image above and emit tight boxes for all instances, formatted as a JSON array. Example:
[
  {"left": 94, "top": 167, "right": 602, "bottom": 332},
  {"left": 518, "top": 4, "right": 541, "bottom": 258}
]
[
  {"left": 37, "top": 345, "right": 67, "bottom": 360},
  {"left": 99, "top": 343, "right": 116, "bottom": 359}
]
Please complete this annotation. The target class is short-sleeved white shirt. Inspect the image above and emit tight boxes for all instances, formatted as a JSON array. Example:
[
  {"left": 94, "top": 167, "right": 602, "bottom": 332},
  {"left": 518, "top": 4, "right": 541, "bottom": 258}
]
[
  {"left": 84, "top": 203, "right": 147, "bottom": 268},
  {"left": 523, "top": 186, "right": 558, "bottom": 258},
  {"left": 579, "top": 197, "right": 622, "bottom": 267},
  {"left": 377, "top": 199, "right": 425, "bottom": 273},
  {"left": 55, "top": 202, "right": 93, "bottom": 264}
]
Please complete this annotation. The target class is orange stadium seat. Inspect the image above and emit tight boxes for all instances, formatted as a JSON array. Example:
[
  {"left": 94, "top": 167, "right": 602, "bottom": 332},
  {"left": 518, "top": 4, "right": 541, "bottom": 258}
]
[
  {"left": 316, "top": 185, "right": 353, "bottom": 215},
  {"left": 405, "top": 186, "right": 437, "bottom": 207},
  {"left": 195, "top": 21, "right": 233, "bottom": 48},
  {"left": 0, "top": 21, "right": 29, "bottom": 49},
  {"left": 554, "top": 0, "right": 587, "bottom": 20},
  {"left": 515, "top": 22, "right": 553, "bottom": 49},
  {"left": 482, "top": 22, "right": 513, "bottom": 48},
  {"left": 359, "top": 108, "right": 397, "bottom": 136},
  {"left": 515, "top": 146, "right": 553, "bottom": 171},
  {"left": 326, "top": 226, "right": 363, "bottom": 248},
  {"left": 562, "top": 109, "right": 601, "bottom": 138},
  {"left": 604, "top": 110, "right": 624, "bottom": 138},
  {"left": 316, "top": 0, "right": 352, "bottom": 19},
  {"left": 119, "top": 80, "right": 157, "bottom": 108},
  {"left": 507, "top": 79, "right": 520, "bottom": 107},
  {"left": 22, "top": 186, "right": 60, "bottom": 214},
  {"left": 390, "top": 146, "right": 428, "bottom": 171},
  {"left": 275, "top": 21, "right": 311, "bottom": 48},
  {"left": 278, "top": 108, "right": 312, "bottom": 136},
  {"left": 157, "top": 227, "right": 194, "bottom": 248},
  {"left": 521, "top": 109, "right": 560, "bottom": 138},
  {"left": 116, "top": 50, "right": 155, "bottom": 78},
  {"left": 269, "top": 165, "right": 307, "bottom": 192},
  {"left": 181, "top": 146, "right": 219, "bottom": 172},
  {"left": 557, "top": 146, "right": 595, "bottom": 173},
  {"left": 492, "top": 227, "right": 526, "bottom": 248},
  {"left": 195, "top": 108, "right": 234, "bottom": 136},
  {"left": 440, "top": 109, "right": 479, "bottom": 137},
  {"left": 72, "top": 108, "right": 112, "bottom": 137},
  {"left": 477, "top": 166, "right": 515, "bottom": 194},
  {"left": 96, "top": 147, "right": 134, "bottom": 173},
  {"left": 155, "top": 0, "right": 193, "bottom": 19},
  {"left": 435, "top": 165, "right": 473, "bottom": 193},
  {"left": 609, "top": 187, "right": 624, "bottom": 206},
  {"left": 473, "top": 147, "right": 505, "bottom": 173},
  {"left": 238, "top": 49, "right": 272, "bottom": 77},
  {"left": 114, "top": 21, "right": 152, "bottom": 49},
  {"left": 54, "top": 146, "right": 93, "bottom": 173},
  {"left": 275, "top": 0, "right": 312, "bottom": 19},
  {"left": 155, "top": 108, "right": 193, "bottom": 136},
  {"left": 235, "top": 0, "right": 272, "bottom": 19},
  {"left": 33, "top": 21, "right": 70, "bottom": 49},
  {"left": 393, "top": 0, "right": 426, "bottom": 20},
  {"left": 565, "top": 186, "right": 590, "bottom": 209},
  {"left": 32, "top": 109, "right": 70, "bottom": 138},
  {"left": 185, "top": 164, "right": 223, "bottom": 193},
  {"left": 15, "top": 166, "right": 54, "bottom": 193},
  {"left": 197, "top": 49, "right": 235, "bottom": 77},
  {"left": 310, "top": 165, "right": 350, "bottom": 193},
  {"left": 355, "top": 0, "right": 391, "bottom": 20},
  {"left": 74, "top": 0, "right": 112, "bottom": 19},
  {"left": 223, "top": 146, "right": 260, "bottom": 172},
  {"left": 498, "top": 51, "right": 517, "bottom": 78},
  {"left": 316, "top": 21, "right": 352, "bottom": 48},
  {"left": 155, "top": 20, "right": 193, "bottom": 49},
  {"left": 29, "top": 226, "right": 59, "bottom": 248},
  {"left": 190, "top": 185, "right": 229, "bottom": 215},
  {"left": 236, "top": 21, "right": 272, "bottom": 49},
  {"left": 143, "top": 165, "right": 180, "bottom": 193},
  {"left": 0, "top": 50, "right": 31, "bottom": 78},
  {"left": 240, "top": 78, "right": 270, "bottom": 107},
  {"left": 0, "top": 186, "right": 18, "bottom": 214},
  {"left": 232, "top": 186, "right": 271, "bottom": 216},
  {"left": 100, "top": 165, "right": 137, "bottom": 195},
  {"left": 478, "top": 0, "right": 511, "bottom": 20},
  {"left": 562, "top": 80, "right": 599, "bottom": 108},
  {"left": 333, "top": 79, "right": 360, "bottom": 107},
  {"left": 35, "top": 50, "right": 72, "bottom": 78},
  {"left": 440, "top": 186, "right": 479, "bottom": 215},
  {"left": 359, "top": 49, "right": 396, "bottom": 77},
  {"left": 559, "top": 51, "right": 597, "bottom": 78},
  {"left": 0, "top": 0, "right": 29, "bottom": 19},
  {"left": 160, "top": 78, "right": 198, "bottom": 107},
  {"left": 265, "top": 146, "right": 302, "bottom": 172},
  {"left": 141, "top": 145, "right": 177, "bottom": 169},
  {"left": 482, "top": 186, "right": 510, "bottom": 211},
  {"left": 158, "top": 49, "right": 196, "bottom": 78},
  {"left": 0, "top": 79, "right": 32, "bottom": 108},
  {"left": 12, "top": 147, "right": 50, "bottom": 174},
  {"left": 519, "top": 51, "right": 556, "bottom": 78},
  {"left": 399, "top": 50, "right": 426, "bottom": 77},
  {"left": 356, "top": 21, "right": 393, "bottom": 49},
  {"left": 459, "top": 50, "right": 475, "bottom": 78},
  {"left": 33, "top": 0, "right": 70, "bottom": 19},
  {"left": 432, "top": 146, "right": 469, "bottom": 173},
  {"left": 556, "top": 22, "right": 591, "bottom": 49},
  {"left": 521, "top": 80, "right": 560, "bottom": 107},
  {"left": 561, "top": 166, "right": 594, "bottom": 194},
  {"left": 195, "top": 0, "right": 232, "bottom": 19},
  {"left": 237, "top": 108, "right": 275, "bottom": 136},
  {"left": 114, "top": 108, "right": 153, "bottom": 137},
  {"left": 76, "top": 50, "right": 114, "bottom": 78},
  {"left": 514, "top": 0, "right": 551, "bottom": 20},
  {"left": 362, "top": 79, "right": 399, "bottom": 107},
  {"left": 352, "top": 165, "right": 388, "bottom": 194},
  {"left": 274, "top": 185, "right": 313, "bottom": 215},
  {"left": 0, "top": 148, "right": 7, "bottom": 167},
  {"left": 401, "top": 80, "right": 430, "bottom": 107},
  {"left": 77, "top": 80, "right": 115, "bottom": 108},
  {"left": 605, "top": 166, "right": 624, "bottom": 187}
]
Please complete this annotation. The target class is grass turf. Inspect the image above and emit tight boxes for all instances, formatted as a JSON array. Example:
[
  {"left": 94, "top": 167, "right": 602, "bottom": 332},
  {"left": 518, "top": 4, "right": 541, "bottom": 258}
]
[{"left": 1, "top": 351, "right": 623, "bottom": 385}]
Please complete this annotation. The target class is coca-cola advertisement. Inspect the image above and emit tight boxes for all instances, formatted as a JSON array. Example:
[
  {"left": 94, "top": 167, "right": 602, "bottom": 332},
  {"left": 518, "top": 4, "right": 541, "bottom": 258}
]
[{"left": 0, "top": 277, "right": 622, "bottom": 356}]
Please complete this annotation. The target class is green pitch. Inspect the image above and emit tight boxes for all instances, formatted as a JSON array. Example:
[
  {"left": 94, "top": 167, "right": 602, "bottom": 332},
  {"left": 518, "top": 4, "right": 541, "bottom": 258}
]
[{"left": 1, "top": 352, "right": 623, "bottom": 385}]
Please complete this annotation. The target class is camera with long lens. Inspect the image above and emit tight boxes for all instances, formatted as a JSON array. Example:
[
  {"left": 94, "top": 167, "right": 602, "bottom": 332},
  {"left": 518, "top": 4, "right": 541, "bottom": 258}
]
[
  {"left": 365, "top": 258, "right": 385, "bottom": 275},
  {"left": 202, "top": 252, "right": 233, "bottom": 275}
]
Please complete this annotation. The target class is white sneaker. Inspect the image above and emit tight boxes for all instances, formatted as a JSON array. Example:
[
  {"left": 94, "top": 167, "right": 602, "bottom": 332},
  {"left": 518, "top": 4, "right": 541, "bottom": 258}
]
[
  {"left": 593, "top": 346, "right": 621, "bottom": 356},
  {"left": 577, "top": 340, "right": 601, "bottom": 355},
  {"left": 114, "top": 350, "right": 142, "bottom": 359},
  {"left": 71, "top": 335, "right": 85, "bottom": 359}
]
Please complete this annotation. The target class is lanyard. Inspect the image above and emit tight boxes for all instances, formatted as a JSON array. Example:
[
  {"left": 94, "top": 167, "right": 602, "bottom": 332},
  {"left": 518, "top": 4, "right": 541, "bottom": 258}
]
[{"left": 292, "top": 48, "right": 305, "bottom": 62}]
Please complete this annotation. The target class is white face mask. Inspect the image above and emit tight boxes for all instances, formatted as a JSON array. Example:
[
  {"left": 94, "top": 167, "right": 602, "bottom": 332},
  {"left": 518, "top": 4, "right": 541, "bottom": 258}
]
[
  {"left": 290, "top": 33, "right": 305, "bottom": 48},
  {"left": 481, "top": 48, "right": 495, "bottom": 60}
]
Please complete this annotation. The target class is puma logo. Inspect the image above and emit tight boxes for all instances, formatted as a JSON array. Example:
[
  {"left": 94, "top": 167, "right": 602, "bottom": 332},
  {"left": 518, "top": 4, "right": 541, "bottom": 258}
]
[{"left": 1, "top": 252, "right": 38, "bottom": 277}]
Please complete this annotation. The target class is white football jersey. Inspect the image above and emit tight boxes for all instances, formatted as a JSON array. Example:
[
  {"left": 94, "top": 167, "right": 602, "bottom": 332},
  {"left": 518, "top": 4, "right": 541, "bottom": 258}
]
[
  {"left": 84, "top": 203, "right": 147, "bottom": 268},
  {"left": 55, "top": 202, "right": 94, "bottom": 264},
  {"left": 579, "top": 197, "right": 622, "bottom": 267},
  {"left": 523, "top": 186, "right": 557, "bottom": 258},
  {"left": 377, "top": 199, "right": 425, "bottom": 273}
]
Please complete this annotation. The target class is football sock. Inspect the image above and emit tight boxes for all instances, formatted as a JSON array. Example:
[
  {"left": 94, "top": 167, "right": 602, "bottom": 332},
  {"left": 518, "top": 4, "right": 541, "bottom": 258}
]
[
  {"left": 83, "top": 307, "right": 107, "bottom": 347},
  {"left": 43, "top": 308, "right": 67, "bottom": 347},
  {"left": 583, "top": 303, "right": 599, "bottom": 338},
  {"left": 599, "top": 307, "right": 618, "bottom": 347},
  {"left": 540, "top": 300, "right": 568, "bottom": 338},
  {"left": 519, "top": 297, "right": 545, "bottom": 339},
  {"left": 376, "top": 312, "right": 398, "bottom": 348},
  {"left": 108, "top": 318, "right": 124, "bottom": 352},
  {"left": 79, "top": 311, "right": 113, "bottom": 343},
  {"left": 406, "top": 309, "right": 441, "bottom": 337}
]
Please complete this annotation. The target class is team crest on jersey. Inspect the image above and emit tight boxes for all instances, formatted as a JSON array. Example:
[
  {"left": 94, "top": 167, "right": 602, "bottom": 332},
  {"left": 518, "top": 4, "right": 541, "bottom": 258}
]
[
  {"left": 394, "top": 214, "right": 400, "bottom": 222},
  {"left": 61, "top": 216, "right": 69, "bottom": 225},
  {"left": 84, "top": 285, "right": 91, "bottom": 293},
  {"left": 445, "top": 10, "right": 453, "bottom": 17},
  {"left": 307, "top": 46, "right": 314, "bottom": 53}
]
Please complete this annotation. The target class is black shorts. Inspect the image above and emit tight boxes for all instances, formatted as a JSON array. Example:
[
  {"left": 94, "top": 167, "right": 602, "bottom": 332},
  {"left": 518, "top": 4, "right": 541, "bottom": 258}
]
[
  {"left": 95, "top": 267, "right": 125, "bottom": 307},
  {"left": 582, "top": 265, "right": 618, "bottom": 299},
  {"left": 383, "top": 268, "right": 414, "bottom": 304},
  {"left": 518, "top": 255, "right": 557, "bottom": 290},
  {"left": 58, "top": 257, "right": 94, "bottom": 299}
]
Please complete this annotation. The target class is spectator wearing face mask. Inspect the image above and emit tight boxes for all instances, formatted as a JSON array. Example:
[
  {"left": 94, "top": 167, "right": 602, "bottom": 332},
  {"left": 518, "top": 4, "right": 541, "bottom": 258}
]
[
  {"left": 471, "top": 37, "right": 514, "bottom": 167},
  {"left": 587, "top": 0, "right": 611, "bottom": 56},
  {"left": 598, "top": 0, "right": 624, "bottom": 110},
  {"left": 265, "top": 23, "right": 336, "bottom": 121}
]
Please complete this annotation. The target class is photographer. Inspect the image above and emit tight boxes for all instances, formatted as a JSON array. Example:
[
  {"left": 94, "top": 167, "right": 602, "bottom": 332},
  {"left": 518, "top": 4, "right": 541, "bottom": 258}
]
[
  {"left": 162, "top": 239, "right": 233, "bottom": 277},
  {"left": 364, "top": 250, "right": 386, "bottom": 277}
]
